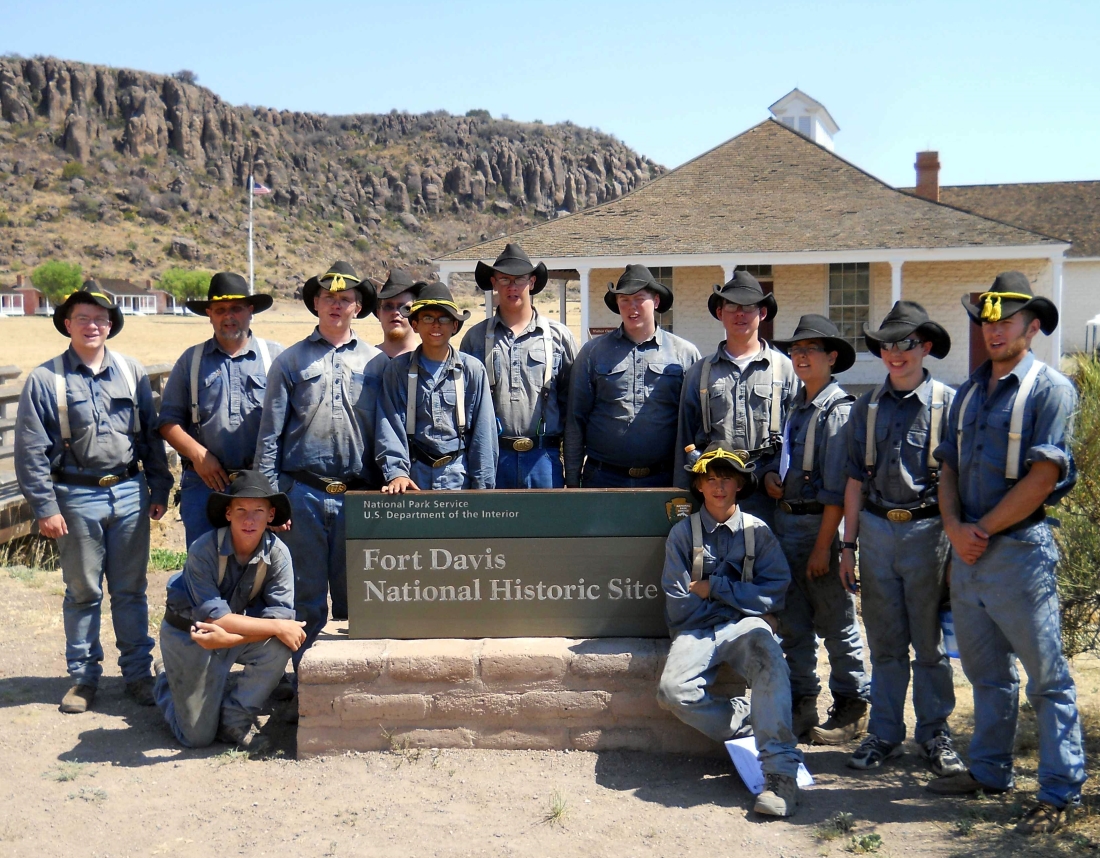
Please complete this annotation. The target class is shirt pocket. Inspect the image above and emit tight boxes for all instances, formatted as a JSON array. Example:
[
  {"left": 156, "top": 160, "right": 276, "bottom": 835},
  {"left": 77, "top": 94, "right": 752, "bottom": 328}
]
[
  {"left": 594, "top": 358, "right": 629, "bottom": 398},
  {"left": 644, "top": 362, "right": 684, "bottom": 404},
  {"left": 198, "top": 369, "right": 224, "bottom": 419},
  {"left": 290, "top": 362, "right": 326, "bottom": 416},
  {"left": 246, "top": 374, "right": 267, "bottom": 408}
]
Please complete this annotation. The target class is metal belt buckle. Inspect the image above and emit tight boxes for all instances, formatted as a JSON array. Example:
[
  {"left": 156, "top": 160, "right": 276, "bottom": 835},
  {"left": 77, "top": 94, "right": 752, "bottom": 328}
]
[
  {"left": 325, "top": 481, "right": 348, "bottom": 495},
  {"left": 779, "top": 501, "right": 794, "bottom": 513},
  {"left": 432, "top": 455, "right": 455, "bottom": 468},
  {"left": 512, "top": 437, "right": 535, "bottom": 452},
  {"left": 98, "top": 474, "right": 121, "bottom": 487},
  {"left": 886, "top": 508, "right": 913, "bottom": 523},
  {"left": 227, "top": 471, "right": 242, "bottom": 481},
  {"left": 628, "top": 467, "right": 651, "bottom": 479}
]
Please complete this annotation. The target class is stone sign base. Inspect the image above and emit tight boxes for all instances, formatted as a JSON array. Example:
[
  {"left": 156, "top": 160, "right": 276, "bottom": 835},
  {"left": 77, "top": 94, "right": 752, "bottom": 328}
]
[{"left": 297, "top": 624, "right": 745, "bottom": 758}]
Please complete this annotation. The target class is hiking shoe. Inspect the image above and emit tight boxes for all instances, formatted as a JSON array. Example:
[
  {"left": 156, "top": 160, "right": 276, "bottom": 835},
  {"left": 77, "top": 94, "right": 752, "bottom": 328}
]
[
  {"left": 810, "top": 697, "right": 869, "bottom": 745},
  {"left": 791, "top": 695, "right": 819, "bottom": 740},
  {"left": 60, "top": 684, "right": 96, "bottom": 714},
  {"left": 269, "top": 673, "right": 296, "bottom": 702},
  {"left": 754, "top": 773, "right": 799, "bottom": 817},
  {"left": 926, "top": 770, "right": 1009, "bottom": 796},
  {"left": 153, "top": 657, "right": 165, "bottom": 678},
  {"left": 125, "top": 676, "right": 156, "bottom": 706},
  {"left": 1016, "top": 801, "right": 1065, "bottom": 835},
  {"left": 920, "top": 730, "right": 966, "bottom": 777},
  {"left": 217, "top": 720, "right": 272, "bottom": 756},
  {"left": 847, "top": 733, "right": 902, "bottom": 770}
]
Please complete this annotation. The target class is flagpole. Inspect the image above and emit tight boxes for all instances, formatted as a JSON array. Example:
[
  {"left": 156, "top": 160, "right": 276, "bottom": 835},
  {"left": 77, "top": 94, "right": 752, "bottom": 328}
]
[{"left": 247, "top": 174, "right": 255, "bottom": 296}]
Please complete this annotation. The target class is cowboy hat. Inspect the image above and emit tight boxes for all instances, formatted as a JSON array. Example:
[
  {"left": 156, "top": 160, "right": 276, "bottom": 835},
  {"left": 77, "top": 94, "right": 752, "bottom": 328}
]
[
  {"left": 962, "top": 271, "right": 1058, "bottom": 335},
  {"left": 185, "top": 271, "right": 273, "bottom": 315},
  {"left": 375, "top": 269, "right": 425, "bottom": 302},
  {"left": 53, "top": 280, "right": 124, "bottom": 339},
  {"left": 302, "top": 261, "right": 378, "bottom": 318},
  {"left": 772, "top": 314, "right": 856, "bottom": 373},
  {"left": 604, "top": 264, "right": 673, "bottom": 315},
  {"left": 205, "top": 469, "right": 292, "bottom": 529},
  {"left": 401, "top": 281, "right": 472, "bottom": 331},
  {"left": 863, "top": 300, "right": 951, "bottom": 359},
  {"left": 474, "top": 243, "right": 549, "bottom": 295},
  {"left": 684, "top": 442, "right": 758, "bottom": 501},
  {"left": 707, "top": 270, "right": 778, "bottom": 321}
]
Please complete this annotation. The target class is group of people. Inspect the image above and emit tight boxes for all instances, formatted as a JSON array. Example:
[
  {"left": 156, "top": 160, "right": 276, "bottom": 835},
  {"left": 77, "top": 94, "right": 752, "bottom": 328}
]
[{"left": 13, "top": 241, "right": 1084, "bottom": 832}]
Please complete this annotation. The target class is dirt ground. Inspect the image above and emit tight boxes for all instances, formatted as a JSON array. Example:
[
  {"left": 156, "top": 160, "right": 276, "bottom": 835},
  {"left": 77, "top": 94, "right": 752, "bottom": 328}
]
[{"left": 1, "top": 514, "right": 1098, "bottom": 858}]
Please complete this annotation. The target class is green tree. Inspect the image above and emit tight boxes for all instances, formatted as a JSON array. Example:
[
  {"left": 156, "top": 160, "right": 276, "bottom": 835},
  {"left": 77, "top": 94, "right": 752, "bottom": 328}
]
[
  {"left": 159, "top": 268, "right": 212, "bottom": 302},
  {"left": 31, "top": 260, "right": 83, "bottom": 304}
]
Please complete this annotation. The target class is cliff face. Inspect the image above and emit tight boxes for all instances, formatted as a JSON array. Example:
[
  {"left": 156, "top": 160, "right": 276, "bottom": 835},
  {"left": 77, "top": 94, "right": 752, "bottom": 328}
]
[{"left": 0, "top": 57, "right": 663, "bottom": 293}]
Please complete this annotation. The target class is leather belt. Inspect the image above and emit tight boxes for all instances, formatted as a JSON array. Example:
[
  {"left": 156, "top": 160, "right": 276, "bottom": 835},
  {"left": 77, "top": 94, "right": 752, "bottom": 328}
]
[
  {"left": 410, "top": 442, "right": 460, "bottom": 470},
  {"left": 779, "top": 500, "right": 824, "bottom": 515},
  {"left": 1004, "top": 505, "right": 1047, "bottom": 534},
  {"left": 865, "top": 500, "right": 941, "bottom": 522},
  {"left": 500, "top": 435, "right": 562, "bottom": 452},
  {"left": 287, "top": 470, "right": 368, "bottom": 495},
  {"left": 163, "top": 609, "right": 194, "bottom": 633},
  {"left": 588, "top": 458, "right": 672, "bottom": 480},
  {"left": 53, "top": 462, "right": 139, "bottom": 488}
]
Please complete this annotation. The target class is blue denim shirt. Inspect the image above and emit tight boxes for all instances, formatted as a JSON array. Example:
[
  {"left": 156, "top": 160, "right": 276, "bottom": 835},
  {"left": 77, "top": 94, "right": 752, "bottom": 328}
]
[
  {"left": 157, "top": 335, "right": 284, "bottom": 470},
  {"left": 254, "top": 328, "right": 383, "bottom": 484},
  {"left": 459, "top": 310, "right": 578, "bottom": 438},
  {"left": 15, "top": 347, "right": 173, "bottom": 519},
  {"left": 674, "top": 342, "right": 800, "bottom": 488},
  {"left": 846, "top": 371, "right": 957, "bottom": 507},
  {"left": 375, "top": 347, "right": 498, "bottom": 488},
  {"left": 165, "top": 528, "right": 295, "bottom": 623},
  {"left": 780, "top": 379, "right": 852, "bottom": 507},
  {"left": 663, "top": 507, "right": 791, "bottom": 635},
  {"left": 565, "top": 326, "right": 701, "bottom": 486},
  {"left": 933, "top": 352, "right": 1077, "bottom": 522}
]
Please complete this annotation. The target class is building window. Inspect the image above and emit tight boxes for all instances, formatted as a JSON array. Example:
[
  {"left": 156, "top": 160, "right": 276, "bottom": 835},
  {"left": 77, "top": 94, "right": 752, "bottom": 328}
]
[
  {"left": 736, "top": 265, "right": 773, "bottom": 278},
  {"left": 648, "top": 266, "right": 674, "bottom": 333},
  {"left": 828, "top": 263, "right": 870, "bottom": 352},
  {"left": 797, "top": 116, "right": 812, "bottom": 136}
]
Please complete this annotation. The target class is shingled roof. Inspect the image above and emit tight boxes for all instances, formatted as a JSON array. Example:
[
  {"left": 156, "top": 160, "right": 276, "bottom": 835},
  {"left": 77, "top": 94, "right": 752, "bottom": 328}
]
[
  {"left": 929, "top": 182, "right": 1100, "bottom": 258},
  {"left": 439, "top": 120, "right": 1059, "bottom": 263}
]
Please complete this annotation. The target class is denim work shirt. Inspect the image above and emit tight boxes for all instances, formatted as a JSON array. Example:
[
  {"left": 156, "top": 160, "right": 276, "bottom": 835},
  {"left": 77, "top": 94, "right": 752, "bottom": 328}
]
[
  {"left": 846, "top": 371, "right": 957, "bottom": 507},
  {"left": 933, "top": 352, "right": 1077, "bottom": 522},
  {"left": 15, "top": 347, "right": 173, "bottom": 519},
  {"left": 255, "top": 328, "right": 382, "bottom": 483},
  {"left": 165, "top": 528, "right": 295, "bottom": 623},
  {"left": 674, "top": 342, "right": 800, "bottom": 488},
  {"left": 662, "top": 507, "right": 791, "bottom": 635},
  {"left": 157, "top": 335, "right": 284, "bottom": 470},
  {"left": 375, "top": 348, "right": 499, "bottom": 488},
  {"left": 565, "top": 326, "right": 701, "bottom": 485},
  {"left": 459, "top": 310, "right": 578, "bottom": 438},
  {"left": 780, "top": 379, "right": 853, "bottom": 507}
]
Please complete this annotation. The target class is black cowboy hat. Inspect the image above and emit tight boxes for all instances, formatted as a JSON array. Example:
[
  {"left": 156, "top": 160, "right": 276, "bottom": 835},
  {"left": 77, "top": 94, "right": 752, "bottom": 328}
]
[
  {"left": 963, "top": 271, "right": 1058, "bottom": 335},
  {"left": 401, "top": 281, "right": 472, "bottom": 331},
  {"left": 684, "top": 442, "right": 758, "bottom": 502},
  {"left": 604, "top": 264, "right": 674, "bottom": 315},
  {"left": 707, "top": 270, "right": 778, "bottom": 322},
  {"left": 474, "top": 243, "right": 549, "bottom": 295},
  {"left": 302, "top": 261, "right": 378, "bottom": 318},
  {"left": 185, "top": 271, "right": 274, "bottom": 315},
  {"left": 205, "top": 469, "right": 291, "bottom": 529},
  {"left": 53, "top": 280, "right": 124, "bottom": 339},
  {"left": 772, "top": 314, "right": 857, "bottom": 373},
  {"left": 863, "top": 300, "right": 951, "bottom": 359},
  {"left": 374, "top": 269, "right": 426, "bottom": 303}
]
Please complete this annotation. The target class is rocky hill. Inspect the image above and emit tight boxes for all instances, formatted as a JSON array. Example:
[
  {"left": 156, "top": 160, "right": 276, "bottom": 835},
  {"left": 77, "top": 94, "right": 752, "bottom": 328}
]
[{"left": 0, "top": 56, "right": 663, "bottom": 296}]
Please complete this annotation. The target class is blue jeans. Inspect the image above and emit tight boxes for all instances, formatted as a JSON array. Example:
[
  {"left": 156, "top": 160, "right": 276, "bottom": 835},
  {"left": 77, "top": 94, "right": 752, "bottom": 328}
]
[
  {"left": 410, "top": 453, "right": 468, "bottom": 490},
  {"left": 179, "top": 468, "right": 215, "bottom": 548},
  {"left": 54, "top": 475, "right": 154, "bottom": 687},
  {"left": 581, "top": 460, "right": 672, "bottom": 489},
  {"left": 858, "top": 511, "right": 954, "bottom": 745},
  {"left": 658, "top": 618, "right": 803, "bottom": 777},
  {"left": 951, "top": 523, "right": 1086, "bottom": 808},
  {"left": 496, "top": 446, "right": 563, "bottom": 488},
  {"left": 774, "top": 509, "right": 869, "bottom": 702},
  {"left": 279, "top": 478, "right": 347, "bottom": 664},
  {"left": 155, "top": 622, "right": 292, "bottom": 747}
]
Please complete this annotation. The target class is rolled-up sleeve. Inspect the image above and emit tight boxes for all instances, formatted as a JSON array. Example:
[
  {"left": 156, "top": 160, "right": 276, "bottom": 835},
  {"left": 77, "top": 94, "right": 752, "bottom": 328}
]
[
  {"left": 376, "top": 357, "right": 413, "bottom": 483},
  {"left": 933, "top": 383, "right": 964, "bottom": 473},
  {"left": 258, "top": 537, "right": 296, "bottom": 620},
  {"left": 1025, "top": 375, "right": 1076, "bottom": 480},
  {"left": 133, "top": 363, "right": 172, "bottom": 507},
  {"left": 14, "top": 370, "right": 61, "bottom": 520},
  {"left": 155, "top": 348, "right": 194, "bottom": 432},
  {"left": 465, "top": 359, "right": 499, "bottom": 489}
]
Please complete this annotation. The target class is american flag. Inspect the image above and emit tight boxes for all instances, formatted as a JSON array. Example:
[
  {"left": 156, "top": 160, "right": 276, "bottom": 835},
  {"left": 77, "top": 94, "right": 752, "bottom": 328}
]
[{"left": 251, "top": 178, "right": 272, "bottom": 195}]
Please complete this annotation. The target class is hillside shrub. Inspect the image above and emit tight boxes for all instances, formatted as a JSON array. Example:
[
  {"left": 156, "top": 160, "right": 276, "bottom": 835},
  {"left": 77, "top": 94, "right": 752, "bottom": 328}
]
[
  {"left": 160, "top": 268, "right": 212, "bottom": 302},
  {"left": 61, "top": 161, "right": 85, "bottom": 181},
  {"left": 31, "top": 260, "right": 83, "bottom": 303}
]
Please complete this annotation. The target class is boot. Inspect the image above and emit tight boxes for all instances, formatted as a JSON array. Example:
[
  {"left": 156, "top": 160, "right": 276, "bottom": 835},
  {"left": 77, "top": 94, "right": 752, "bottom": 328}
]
[
  {"left": 754, "top": 773, "right": 799, "bottom": 817},
  {"left": 809, "top": 696, "right": 868, "bottom": 745},
  {"left": 791, "top": 695, "right": 819, "bottom": 740}
]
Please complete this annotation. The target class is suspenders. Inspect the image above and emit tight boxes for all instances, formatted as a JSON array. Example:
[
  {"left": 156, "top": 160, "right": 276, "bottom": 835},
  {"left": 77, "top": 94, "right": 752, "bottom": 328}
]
[
  {"left": 863, "top": 380, "right": 946, "bottom": 476},
  {"left": 190, "top": 337, "right": 271, "bottom": 424},
  {"left": 955, "top": 360, "right": 1042, "bottom": 481},
  {"left": 690, "top": 512, "right": 755, "bottom": 583},
  {"left": 798, "top": 390, "right": 852, "bottom": 477},
  {"left": 485, "top": 317, "right": 554, "bottom": 432},
  {"left": 215, "top": 527, "right": 269, "bottom": 602},
  {"left": 406, "top": 348, "right": 466, "bottom": 445},
  {"left": 698, "top": 352, "right": 783, "bottom": 448},
  {"left": 52, "top": 350, "right": 140, "bottom": 445}
]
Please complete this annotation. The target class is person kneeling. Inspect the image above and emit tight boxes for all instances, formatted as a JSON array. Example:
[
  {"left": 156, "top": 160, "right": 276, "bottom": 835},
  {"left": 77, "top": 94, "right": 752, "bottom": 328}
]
[
  {"left": 155, "top": 471, "right": 305, "bottom": 754},
  {"left": 657, "top": 443, "right": 803, "bottom": 817}
]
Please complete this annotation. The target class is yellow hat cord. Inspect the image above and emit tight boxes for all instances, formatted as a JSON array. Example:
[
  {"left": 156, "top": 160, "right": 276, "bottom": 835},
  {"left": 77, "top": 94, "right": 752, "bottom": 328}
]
[
  {"left": 409, "top": 298, "right": 462, "bottom": 316},
  {"left": 690, "top": 448, "right": 750, "bottom": 474},
  {"left": 211, "top": 294, "right": 248, "bottom": 301},
  {"left": 320, "top": 273, "right": 360, "bottom": 292},
  {"left": 979, "top": 291, "right": 1033, "bottom": 323}
]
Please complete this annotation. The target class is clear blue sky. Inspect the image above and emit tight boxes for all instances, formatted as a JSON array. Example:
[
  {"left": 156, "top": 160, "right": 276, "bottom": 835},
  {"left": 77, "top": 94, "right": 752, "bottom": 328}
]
[{"left": 4, "top": 0, "right": 1098, "bottom": 187}]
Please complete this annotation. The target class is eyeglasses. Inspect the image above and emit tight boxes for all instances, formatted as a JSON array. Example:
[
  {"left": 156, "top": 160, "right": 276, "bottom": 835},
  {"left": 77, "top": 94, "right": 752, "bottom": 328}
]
[
  {"left": 380, "top": 301, "right": 413, "bottom": 314},
  {"left": 881, "top": 338, "right": 924, "bottom": 353},
  {"left": 71, "top": 316, "right": 112, "bottom": 328},
  {"left": 317, "top": 292, "right": 360, "bottom": 308},
  {"left": 492, "top": 275, "right": 532, "bottom": 288},
  {"left": 416, "top": 314, "right": 454, "bottom": 327},
  {"left": 789, "top": 345, "right": 826, "bottom": 357}
]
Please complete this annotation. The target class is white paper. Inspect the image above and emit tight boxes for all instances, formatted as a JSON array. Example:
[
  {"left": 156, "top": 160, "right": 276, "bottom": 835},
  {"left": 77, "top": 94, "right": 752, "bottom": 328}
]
[{"left": 724, "top": 736, "right": 814, "bottom": 795}]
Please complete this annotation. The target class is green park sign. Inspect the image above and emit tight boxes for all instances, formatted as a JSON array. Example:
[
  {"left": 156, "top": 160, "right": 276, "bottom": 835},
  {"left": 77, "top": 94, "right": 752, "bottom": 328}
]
[{"left": 345, "top": 490, "right": 696, "bottom": 639}]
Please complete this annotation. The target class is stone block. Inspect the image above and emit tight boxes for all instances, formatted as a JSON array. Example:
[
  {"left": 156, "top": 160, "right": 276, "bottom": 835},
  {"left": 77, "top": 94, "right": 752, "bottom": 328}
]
[
  {"left": 298, "top": 726, "right": 390, "bottom": 756},
  {"left": 515, "top": 690, "right": 610, "bottom": 719},
  {"left": 431, "top": 692, "right": 519, "bottom": 722},
  {"left": 300, "top": 639, "right": 385, "bottom": 684},
  {"left": 608, "top": 689, "right": 665, "bottom": 720},
  {"left": 381, "top": 727, "right": 476, "bottom": 749},
  {"left": 568, "top": 638, "right": 663, "bottom": 684},
  {"left": 298, "top": 684, "right": 336, "bottom": 718},
  {"left": 336, "top": 693, "right": 429, "bottom": 723},
  {"left": 570, "top": 727, "right": 659, "bottom": 752},
  {"left": 479, "top": 638, "right": 569, "bottom": 685},
  {"left": 475, "top": 728, "right": 568, "bottom": 750},
  {"left": 385, "top": 639, "right": 478, "bottom": 684}
]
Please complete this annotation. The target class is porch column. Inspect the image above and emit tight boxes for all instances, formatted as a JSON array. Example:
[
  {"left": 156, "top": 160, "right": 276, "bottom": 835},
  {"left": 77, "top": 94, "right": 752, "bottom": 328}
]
[
  {"left": 889, "top": 258, "right": 903, "bottom": 305},
  {"left": 578, "top": 267, "right": 591, "bottom": 344},
  {"left": 559, "top": 277, "right": 567, "bottom": 324},
  {"left": 484, "top": 290, "right": 493, "bottom": 321},
  {"left": 722, "top": 262, "right": 736, "bottom": 284},
  {"left": 1051, "top": 256, "right": 1064, "bottom": 363}
]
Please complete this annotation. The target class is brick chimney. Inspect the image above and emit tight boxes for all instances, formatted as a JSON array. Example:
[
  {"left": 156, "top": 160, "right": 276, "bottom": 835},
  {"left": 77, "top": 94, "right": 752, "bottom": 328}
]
[
  {"left": 915, "top": 151, "right": 940, "bottom": 202},
  {"left": 15, "top": 274, "right": 23, "bottom": 287}
]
